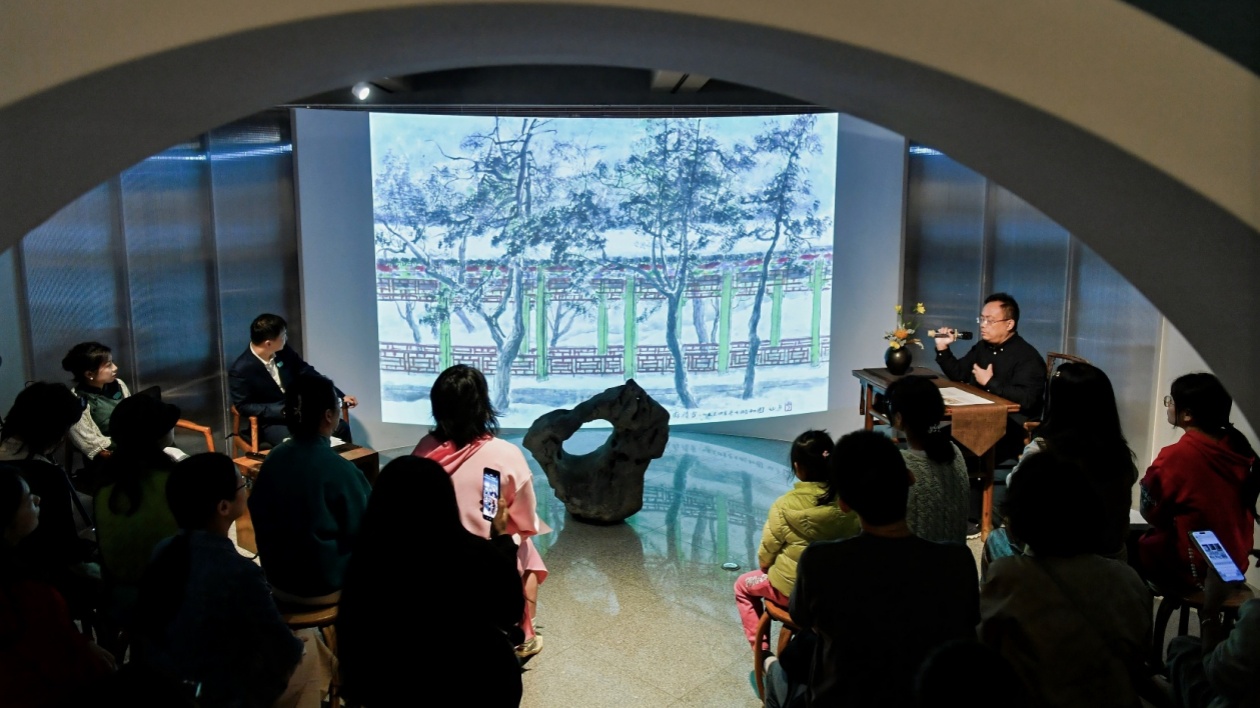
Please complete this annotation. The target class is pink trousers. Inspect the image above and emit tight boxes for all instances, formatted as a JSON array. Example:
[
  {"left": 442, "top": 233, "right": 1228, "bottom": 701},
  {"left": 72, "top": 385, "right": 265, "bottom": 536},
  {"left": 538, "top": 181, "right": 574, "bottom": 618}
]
[{"left": 734, "top": 570, "right": 790, "bottom": 647}]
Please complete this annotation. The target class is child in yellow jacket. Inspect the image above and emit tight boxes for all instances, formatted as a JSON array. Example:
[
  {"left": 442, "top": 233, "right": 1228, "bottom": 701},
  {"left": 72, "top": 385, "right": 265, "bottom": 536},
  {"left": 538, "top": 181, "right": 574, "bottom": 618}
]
[{"left": 734, "top": 430, "right": 861, "bottom": 648}]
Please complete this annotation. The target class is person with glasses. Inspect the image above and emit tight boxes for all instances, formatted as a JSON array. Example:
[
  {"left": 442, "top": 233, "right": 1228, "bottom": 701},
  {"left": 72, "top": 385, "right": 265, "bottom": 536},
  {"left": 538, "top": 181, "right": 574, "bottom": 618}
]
[
  {"left": 1138, "top": 373, "right": 1259, "bottom": 593},
  {"left": 934, "top": 292, "right": 1046, "bottom": 459},
  {"left": 136, "top": 453, "right": 326, "bottom": 708}
]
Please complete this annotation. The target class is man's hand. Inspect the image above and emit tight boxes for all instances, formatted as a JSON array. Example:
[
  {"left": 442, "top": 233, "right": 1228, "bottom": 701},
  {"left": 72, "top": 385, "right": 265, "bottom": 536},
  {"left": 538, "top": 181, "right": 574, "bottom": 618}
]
[
  {"left": 934, "top": 327, "right": 957, "bottom": 352},
  {"left": 343, "top": 395, "right": 358, "bottom": 409},
  {"left": 973, "top": 363, "right": 995, "bottom": 387}
]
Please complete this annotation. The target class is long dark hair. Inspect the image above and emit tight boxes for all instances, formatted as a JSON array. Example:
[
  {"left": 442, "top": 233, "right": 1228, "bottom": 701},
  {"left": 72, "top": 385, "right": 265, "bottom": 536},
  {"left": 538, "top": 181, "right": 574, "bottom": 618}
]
[
  {"left": 283, "top": 373, "right": 340, "bottom": 439},
  {"left": 886, "top": 376, "right": 955, "bottom": 464},
  {"left": 1035, "top": 362, "right": 1137, "bottom": 505},
  {"left": 430, "top": 365, "right": 500, "bottom": 449}
]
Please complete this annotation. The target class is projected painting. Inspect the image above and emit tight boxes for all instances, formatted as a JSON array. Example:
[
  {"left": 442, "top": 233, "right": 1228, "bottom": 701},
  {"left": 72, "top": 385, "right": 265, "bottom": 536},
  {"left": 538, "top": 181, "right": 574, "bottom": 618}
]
[{"left": 372, "top": 113, "right": 837, "bottom": 427}]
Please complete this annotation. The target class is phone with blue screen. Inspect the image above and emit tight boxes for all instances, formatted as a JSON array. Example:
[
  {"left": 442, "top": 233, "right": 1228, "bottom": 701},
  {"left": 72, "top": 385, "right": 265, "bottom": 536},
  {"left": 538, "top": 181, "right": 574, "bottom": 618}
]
[{"left": 482, "top": 467, "right": 501, "bottom": 521}]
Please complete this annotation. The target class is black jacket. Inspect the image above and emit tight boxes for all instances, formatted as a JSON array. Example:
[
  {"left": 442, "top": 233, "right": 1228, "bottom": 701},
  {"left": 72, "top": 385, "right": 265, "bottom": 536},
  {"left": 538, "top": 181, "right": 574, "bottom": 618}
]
[
  {"left": 228, "top": 344, "right": 339, "bottom": 425},
  {"left": 935, "top": 332, "right": 1045, "bottom": 419}
]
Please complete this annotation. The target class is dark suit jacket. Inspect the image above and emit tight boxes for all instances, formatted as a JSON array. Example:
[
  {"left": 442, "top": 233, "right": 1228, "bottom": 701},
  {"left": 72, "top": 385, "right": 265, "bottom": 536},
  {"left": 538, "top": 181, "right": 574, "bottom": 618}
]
[{"left": 228, "top": 344, "right": 340, "bottom": 426}]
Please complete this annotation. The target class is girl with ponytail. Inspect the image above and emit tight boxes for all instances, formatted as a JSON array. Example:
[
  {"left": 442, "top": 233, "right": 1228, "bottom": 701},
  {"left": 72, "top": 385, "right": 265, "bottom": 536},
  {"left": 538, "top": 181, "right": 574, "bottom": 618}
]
[
  {"left": 734, "top": 430, "right": 860, "bottom": 650},
  {"left": 886, "top": 376, "right": 970, "bottom": 544}
]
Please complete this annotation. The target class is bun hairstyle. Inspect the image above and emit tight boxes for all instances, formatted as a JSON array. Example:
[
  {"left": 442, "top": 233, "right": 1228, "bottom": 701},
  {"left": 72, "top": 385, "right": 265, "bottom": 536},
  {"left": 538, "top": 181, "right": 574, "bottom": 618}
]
[
  {"left": 61, "top": 342, "right": 113, "bottom": 386},
  {"left": 886, "top": 375, "right": 956, "bottom": 464},
  {"left": 790, "top": 430, "right": 833, "bottom": 482},
  {"left": 283, "top": 373, "right": 340, "bottom": 438}
]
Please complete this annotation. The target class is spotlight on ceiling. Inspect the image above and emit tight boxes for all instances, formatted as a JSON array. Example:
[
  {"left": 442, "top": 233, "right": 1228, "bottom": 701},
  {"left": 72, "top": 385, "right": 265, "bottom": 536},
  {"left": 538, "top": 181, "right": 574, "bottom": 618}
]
[{"left": 351, "top": 82, "right": 372, "bottom": 101}]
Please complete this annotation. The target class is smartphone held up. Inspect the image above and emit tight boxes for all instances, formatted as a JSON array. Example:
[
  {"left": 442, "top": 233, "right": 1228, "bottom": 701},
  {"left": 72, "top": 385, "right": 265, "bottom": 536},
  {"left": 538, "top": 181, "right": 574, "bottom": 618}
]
[
  {"left": 482, "top": 467, "right": 502, "bottom": 521},
  {"left": 1190, "top": 529, "right": 1247, "bottom": 583}
]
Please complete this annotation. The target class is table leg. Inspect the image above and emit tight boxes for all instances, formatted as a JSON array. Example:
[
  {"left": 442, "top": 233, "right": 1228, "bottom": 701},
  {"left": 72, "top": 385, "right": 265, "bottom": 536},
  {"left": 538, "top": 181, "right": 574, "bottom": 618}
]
[
  {"left": 861, "top": 384, "right": 875, "bottom": 431},
  {"left": 980, "top": 448, "right": 995, "bottom": 542}
]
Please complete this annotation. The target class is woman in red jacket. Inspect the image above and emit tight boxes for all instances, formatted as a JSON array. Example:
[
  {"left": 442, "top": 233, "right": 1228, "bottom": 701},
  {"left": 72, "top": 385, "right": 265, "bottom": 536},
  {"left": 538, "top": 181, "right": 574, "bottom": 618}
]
[{"left": 1139, "top": 373, "right": 1259, "bottom": 591}]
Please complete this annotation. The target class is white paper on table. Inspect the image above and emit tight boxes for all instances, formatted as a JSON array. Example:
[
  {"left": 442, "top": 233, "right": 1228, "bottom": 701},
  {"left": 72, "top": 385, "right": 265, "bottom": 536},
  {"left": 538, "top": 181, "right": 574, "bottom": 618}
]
[
  {"left": 329, "top": 436, "right": 345, "bottom": 447},
  {"left": 938, "top": 387, "right": 994, "bottom": 407}
]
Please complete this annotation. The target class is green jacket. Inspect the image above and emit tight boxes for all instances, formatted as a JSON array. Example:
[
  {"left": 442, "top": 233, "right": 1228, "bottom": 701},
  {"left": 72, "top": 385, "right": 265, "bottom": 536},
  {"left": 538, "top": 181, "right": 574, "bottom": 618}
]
[{"left": 759, "top": 480, "right": 861, "bottom": 597}]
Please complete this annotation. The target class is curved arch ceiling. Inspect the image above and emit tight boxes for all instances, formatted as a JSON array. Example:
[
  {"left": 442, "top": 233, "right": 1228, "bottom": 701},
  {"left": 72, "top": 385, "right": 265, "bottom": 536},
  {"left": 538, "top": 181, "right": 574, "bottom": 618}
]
[{"left": 2, "top": 0, "right": 1258, "bottom": 420}]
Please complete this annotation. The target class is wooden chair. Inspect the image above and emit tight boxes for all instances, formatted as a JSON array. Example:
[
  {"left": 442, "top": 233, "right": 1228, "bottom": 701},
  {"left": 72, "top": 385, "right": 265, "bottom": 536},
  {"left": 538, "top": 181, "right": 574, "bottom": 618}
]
[
  {"left": 66, "top": 417, "right": 215, "bottom": 473},
  {"left": 277, "top": 601, "right": 341, "bottom": 703},
  {"left": 753, "top": 601, "right": 799, "bottom": 703},
  {"left": 1149, "top": 583, "right": 1256, "bottom": 671},
  {"left": 231, "top": 402, "right": 350, "bottom": 455}
]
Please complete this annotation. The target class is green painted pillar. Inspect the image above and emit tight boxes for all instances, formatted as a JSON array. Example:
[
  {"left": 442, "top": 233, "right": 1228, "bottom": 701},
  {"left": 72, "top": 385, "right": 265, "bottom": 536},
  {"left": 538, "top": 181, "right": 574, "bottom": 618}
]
[
  {"left": 623, "top": 277, "right": 637, "bottom": 378},
  {"left": 522, "top": 297, "right": 531, "bottom": 356},
  {"left": 597, "top": 289, "right": 609, "bottom": 355},
  {"left": 535, "top": 272, "right": 549, "bottom": 380},
  {"left": 438, "top": 286, "right": 453, "bottom": 370},
  {"left": 810, "top": 259, "right": 823, "bottom": 366},
  {"left": 770, "top": 276, "right": 784, "bottom": 346},
  {"left": 717, "top": 271, "right": 733, "bottom": 373}
]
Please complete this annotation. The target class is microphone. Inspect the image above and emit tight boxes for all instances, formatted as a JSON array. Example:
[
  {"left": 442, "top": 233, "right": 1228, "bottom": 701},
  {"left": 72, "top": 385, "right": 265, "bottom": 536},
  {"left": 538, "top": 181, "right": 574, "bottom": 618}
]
[{"left": 928, "top": 329, "right": 974, "bottom": 341}]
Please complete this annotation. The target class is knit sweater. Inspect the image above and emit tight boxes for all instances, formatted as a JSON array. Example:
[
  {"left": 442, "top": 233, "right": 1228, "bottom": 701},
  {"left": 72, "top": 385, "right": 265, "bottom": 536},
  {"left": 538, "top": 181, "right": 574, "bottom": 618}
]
[
  {"left": 757, "top": 480, "right": 860, "bottom": 597},
  {"left": 902, "top": 445, "right": 970, "bottom": 544}
]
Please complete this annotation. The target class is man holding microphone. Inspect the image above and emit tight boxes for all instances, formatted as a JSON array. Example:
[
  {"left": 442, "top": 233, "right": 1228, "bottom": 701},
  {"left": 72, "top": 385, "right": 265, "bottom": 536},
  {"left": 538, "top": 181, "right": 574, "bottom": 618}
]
[{"left": 934, "top": 292, "right": 1045, "bottom": 460}]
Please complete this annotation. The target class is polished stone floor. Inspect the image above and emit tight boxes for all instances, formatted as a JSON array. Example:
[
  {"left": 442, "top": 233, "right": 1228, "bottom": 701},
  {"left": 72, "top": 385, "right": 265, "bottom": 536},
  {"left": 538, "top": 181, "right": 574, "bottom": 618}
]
[{"left": 379, "top": 430, "right": 983, "bottom": 707}]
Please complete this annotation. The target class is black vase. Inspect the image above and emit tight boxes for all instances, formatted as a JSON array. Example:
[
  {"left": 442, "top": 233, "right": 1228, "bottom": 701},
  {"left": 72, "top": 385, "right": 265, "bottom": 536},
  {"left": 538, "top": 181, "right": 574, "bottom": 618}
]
[{"left": 885, "top": 346, "right": 912, "bottom": 375}]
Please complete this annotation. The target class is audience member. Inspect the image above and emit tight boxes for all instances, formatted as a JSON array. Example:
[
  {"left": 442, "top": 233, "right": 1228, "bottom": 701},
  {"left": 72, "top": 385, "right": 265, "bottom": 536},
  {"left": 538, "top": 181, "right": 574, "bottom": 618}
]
[
  {"left": 248, "top": 373, "right": 371, "bottom": 604},
  {"left": 62, "top": 341, "right": 185, "bottom": 463},
  {"left": 413, "top": 364, "right": 550, "bottom": 659},
  {"left": 1139, "top": 373, "right": 1259, "bottom": 592},
  {"left": 136, "top": 453, "right": 324, "bottom": 708},
  {"left": 93, "top": 393, "right": 181, "bottom": 626},
  {"left": 983, "top": 362, "right": 1138, "bottom": 575},
  {"left": 1166, "top": 549, "right": 1260, "bottom": 708},
  {"left": 228, "top": 313, "right": 354, "bottom": 449},
  {"left": 886, "top": 376, "right": 970, "bottom": 543},
  {"left": 765, "top": 430, "right": 979, "bottom": 708},
  {"left": 734, "top": 430, "right": 858, "bottom": 650},
  {"left": 338, "top": 457, "right": 525, "bottom": 707},
  {"left": 980, "top": 450, "right": 1152, "bottom": 708},
  {"left": 0, "top": 466, "right": 114, "bottom": 707},
  {"left": 0, "top": 382, "right": 99, "bottom": 613}
]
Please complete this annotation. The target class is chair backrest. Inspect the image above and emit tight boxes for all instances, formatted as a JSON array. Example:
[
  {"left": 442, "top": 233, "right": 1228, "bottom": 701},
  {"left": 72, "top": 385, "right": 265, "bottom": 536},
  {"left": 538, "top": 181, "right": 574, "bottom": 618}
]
[
  {"left": 1045, "top": 352, "right": 1089, "bottom": 378},
  {"left": 230, "top": 402, "right": 351, "bottom": 455}
]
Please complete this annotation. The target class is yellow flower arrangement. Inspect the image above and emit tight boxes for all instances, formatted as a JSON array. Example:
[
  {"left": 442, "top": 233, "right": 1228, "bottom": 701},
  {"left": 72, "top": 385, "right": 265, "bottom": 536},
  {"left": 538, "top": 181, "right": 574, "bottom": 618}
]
[{"left": 885, "top": 303, "right": 926, "bottom": 349}]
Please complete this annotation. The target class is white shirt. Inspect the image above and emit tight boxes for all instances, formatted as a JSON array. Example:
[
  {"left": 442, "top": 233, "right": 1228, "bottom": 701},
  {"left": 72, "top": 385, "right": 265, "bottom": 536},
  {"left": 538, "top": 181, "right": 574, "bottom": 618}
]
[{"left": 251, "top": 347, "right": 284, "bottom": 393}]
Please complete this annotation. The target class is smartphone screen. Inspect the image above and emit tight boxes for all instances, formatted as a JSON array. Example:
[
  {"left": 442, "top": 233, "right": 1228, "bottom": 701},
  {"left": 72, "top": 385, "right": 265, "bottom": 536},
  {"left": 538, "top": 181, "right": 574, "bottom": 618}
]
[
  {"left": 482, "top": 468, "right": 502, "bottom": 521},
  {"left": 1190, "top": 530, "right": 1247, "bottom": 583}
]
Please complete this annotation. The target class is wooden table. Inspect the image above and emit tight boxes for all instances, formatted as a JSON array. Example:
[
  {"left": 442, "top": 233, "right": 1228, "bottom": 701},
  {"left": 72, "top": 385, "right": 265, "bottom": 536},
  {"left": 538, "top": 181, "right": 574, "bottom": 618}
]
[
  {"left": 233, "top": 444, "right": 381, "bottom": 486},
  {"left": 853, "top": 367, "right": 1019, "bottom": 541}
]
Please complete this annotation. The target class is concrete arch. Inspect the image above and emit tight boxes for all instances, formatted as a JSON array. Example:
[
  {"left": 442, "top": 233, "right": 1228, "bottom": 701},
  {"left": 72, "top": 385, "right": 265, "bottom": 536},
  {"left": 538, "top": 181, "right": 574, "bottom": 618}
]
[{"left": 2, "top": 1, "right": 1258, "bottom": 420}]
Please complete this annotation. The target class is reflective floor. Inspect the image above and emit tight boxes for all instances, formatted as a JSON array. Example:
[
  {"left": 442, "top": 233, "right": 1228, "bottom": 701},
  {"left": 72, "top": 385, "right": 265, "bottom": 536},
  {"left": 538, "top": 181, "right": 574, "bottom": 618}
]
[{"left": 383, "top": 430, "right": 985, "bottom": 707}]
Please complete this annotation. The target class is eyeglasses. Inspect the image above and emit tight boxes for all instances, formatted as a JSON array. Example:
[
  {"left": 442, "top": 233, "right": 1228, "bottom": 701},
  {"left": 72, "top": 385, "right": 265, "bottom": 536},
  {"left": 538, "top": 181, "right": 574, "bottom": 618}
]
[
  {"left": 976, "top": 316, "right": 1012, "bottom": 326},
  {"left": 236, "top": 476, "right": 254, "bottom": 492},
  {"left": 1163, "top": 395, "right": 1174, "bottom": 408}
]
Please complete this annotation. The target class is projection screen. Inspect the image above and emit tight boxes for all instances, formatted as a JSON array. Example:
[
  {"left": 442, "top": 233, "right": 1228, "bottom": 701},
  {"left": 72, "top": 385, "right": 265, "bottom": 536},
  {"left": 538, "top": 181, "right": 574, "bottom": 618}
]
[{"left": 370, "top": 112, "right": 838, "bottom": 428}]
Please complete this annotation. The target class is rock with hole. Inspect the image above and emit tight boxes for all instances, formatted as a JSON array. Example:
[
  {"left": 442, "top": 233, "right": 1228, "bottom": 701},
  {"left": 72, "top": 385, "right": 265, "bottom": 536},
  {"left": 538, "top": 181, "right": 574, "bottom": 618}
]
[{"left": 522, "top": 379, "right": 670, "bottom": 523}]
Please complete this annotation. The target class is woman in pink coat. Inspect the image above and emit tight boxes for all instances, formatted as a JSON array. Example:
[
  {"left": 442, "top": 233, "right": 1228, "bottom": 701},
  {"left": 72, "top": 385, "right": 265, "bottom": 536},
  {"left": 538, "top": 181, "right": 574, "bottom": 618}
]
[{"left": 413, "top": 365, "right": 550, "bottom": 659}]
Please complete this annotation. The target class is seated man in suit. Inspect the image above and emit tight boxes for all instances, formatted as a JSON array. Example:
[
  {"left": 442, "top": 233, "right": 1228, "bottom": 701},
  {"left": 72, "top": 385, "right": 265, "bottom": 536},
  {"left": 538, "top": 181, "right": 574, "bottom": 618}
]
[
  {"left": 228, "top": 313, "right": 355, "bottom": 448},
  {"left": 934, "top": 291, "right": 1045, "bottom": 461},
  {"left": 763, "top": 430, "right": 980, "bottom": 708}
]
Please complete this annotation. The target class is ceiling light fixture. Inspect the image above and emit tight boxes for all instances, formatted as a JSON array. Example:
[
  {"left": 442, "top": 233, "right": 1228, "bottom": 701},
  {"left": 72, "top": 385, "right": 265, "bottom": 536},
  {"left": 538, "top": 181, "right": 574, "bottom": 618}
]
[{"left": 351, "top": 82, "right": 372, "bottom": 101}]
